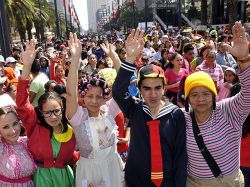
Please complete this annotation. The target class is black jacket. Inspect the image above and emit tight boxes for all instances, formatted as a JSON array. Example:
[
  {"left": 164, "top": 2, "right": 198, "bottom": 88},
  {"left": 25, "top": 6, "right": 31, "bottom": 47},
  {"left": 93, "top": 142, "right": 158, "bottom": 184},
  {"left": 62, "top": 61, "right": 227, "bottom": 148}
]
[{"left": 112, "top": 62, "right": 187, "bottom": 187}]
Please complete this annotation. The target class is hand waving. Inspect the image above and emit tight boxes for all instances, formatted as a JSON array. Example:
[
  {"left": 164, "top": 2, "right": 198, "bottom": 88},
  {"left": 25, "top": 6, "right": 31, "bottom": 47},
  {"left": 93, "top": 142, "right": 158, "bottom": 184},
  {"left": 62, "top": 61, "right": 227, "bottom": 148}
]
[
  {"left": 125, "top": 29, "right": 145, "bottom": 63},
  {"left": 100, "top": 41, "right": 118, "bottom": 59},
  {"left": 68, "top": 32, "right": 82, "bottom": 59},
  {"left": 20, "top": 39, "right": 36, "bottom": 67},
  {"left": 224, "top": 22, "right": 249, "bottom": 59}
]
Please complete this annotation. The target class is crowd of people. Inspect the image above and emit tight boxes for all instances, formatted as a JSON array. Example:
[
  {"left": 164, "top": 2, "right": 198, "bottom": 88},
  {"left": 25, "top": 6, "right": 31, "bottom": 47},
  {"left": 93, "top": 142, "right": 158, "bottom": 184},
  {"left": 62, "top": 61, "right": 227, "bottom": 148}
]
[{"left": 0, "top": 21, "right": 249, "bottom": 187}]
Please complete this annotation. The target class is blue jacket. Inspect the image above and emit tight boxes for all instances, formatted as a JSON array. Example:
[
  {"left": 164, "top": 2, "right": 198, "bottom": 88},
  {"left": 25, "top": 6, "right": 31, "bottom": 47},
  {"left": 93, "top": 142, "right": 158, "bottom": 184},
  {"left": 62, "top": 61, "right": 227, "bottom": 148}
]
[{"left": 113, "top": 62, "right": 187, "bottom": 187}]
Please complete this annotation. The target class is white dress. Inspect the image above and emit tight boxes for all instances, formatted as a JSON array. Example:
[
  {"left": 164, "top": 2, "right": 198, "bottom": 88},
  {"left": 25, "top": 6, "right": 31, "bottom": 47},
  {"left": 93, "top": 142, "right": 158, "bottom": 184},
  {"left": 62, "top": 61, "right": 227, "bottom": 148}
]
[{"left": 69, "top": 106, "right": 124, "bottom": 187}]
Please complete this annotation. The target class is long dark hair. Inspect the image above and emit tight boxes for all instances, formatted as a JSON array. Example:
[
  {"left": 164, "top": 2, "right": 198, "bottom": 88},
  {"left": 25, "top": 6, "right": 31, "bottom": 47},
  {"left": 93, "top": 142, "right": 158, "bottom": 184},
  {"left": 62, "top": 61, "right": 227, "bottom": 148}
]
[
  {"left": 36, "top": 92, "right": 68, "bottom": 137},
  {"left": 168, "top": 52, "right": 180, "bottom": 69}
]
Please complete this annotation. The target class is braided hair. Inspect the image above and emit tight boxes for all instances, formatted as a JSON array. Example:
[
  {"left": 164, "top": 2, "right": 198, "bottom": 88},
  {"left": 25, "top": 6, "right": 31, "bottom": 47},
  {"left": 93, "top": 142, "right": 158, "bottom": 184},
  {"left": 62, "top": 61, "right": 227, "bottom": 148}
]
[{"left": 78, "top": 74, "right": 110, "bottom": 98}]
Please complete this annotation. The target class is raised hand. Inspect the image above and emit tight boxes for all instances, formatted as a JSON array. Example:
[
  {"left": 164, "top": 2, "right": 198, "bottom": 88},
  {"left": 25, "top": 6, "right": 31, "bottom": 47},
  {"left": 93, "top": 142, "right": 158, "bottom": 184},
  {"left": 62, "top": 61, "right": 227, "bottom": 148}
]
[
  {"left": 125, "top": 29, "right": 145, "bottom": 63},
  {"left": 20, "top": 39, "right": 36, "bottom": 67},
  {"left": 100, "top": 41, "right": 118, "bottom": 59},
  {"left": 68, "top": 32, "right": 82, "bottom": 59},
  {"left": 224, "top": 22, "right": 249, "bottom": 59}
]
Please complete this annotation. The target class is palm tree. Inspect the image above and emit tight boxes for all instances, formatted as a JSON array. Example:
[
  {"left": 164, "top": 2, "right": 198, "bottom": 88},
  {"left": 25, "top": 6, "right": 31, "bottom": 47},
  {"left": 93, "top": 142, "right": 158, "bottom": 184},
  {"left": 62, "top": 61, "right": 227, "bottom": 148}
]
[{"left": 6, "top": 0, "right": 35, "bottom": 41}]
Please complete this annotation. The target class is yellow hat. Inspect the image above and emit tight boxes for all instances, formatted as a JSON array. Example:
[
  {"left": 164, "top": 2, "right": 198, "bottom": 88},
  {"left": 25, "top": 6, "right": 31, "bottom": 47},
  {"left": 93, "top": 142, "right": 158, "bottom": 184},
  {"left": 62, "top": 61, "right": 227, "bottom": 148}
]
[{"left": 184, "top": 71, "right": 217, "bottom": 98}]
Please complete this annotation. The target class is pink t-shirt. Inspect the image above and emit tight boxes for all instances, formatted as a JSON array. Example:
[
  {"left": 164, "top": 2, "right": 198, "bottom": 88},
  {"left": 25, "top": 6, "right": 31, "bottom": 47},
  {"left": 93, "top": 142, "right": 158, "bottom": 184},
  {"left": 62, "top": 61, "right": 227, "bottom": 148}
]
[{"left": 165, "top": 68, "right": 189, "bottom": 93}]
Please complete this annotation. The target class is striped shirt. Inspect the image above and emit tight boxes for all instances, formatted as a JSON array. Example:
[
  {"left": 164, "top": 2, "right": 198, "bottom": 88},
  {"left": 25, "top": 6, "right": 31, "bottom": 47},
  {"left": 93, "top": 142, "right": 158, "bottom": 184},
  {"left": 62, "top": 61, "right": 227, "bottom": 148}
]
[
  {"left": 185, "top": 67, "right": 250, "bottom": 179},
  {"left": 196, "top": 61, "right": 224, "bottom": 88}
]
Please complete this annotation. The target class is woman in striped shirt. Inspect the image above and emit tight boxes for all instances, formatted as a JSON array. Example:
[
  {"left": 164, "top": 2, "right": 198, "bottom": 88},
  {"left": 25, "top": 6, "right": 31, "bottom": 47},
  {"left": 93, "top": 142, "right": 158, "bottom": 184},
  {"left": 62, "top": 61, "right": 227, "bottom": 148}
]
[{"left": 185, "top": 22, "right": 250, "bottom": 187}]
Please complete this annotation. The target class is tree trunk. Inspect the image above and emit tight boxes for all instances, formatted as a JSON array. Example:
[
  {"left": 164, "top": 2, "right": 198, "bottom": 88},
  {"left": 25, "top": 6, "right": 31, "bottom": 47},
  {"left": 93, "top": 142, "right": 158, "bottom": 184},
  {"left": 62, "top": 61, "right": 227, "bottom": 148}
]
[
  {"left": 227, "top": 0, "right": 239, "bottom": 24},
  {"left": 16, "top": 17, "right": 26, "bottom": 42},
  {"left": 26, "top": 19, "right": 33, "bottom": 40},
  {"left": 201, "top": 0, "right": 207, "bottom": 25},
  {"left": 34, "top": 21, "right": 41, "bottom": 41}
]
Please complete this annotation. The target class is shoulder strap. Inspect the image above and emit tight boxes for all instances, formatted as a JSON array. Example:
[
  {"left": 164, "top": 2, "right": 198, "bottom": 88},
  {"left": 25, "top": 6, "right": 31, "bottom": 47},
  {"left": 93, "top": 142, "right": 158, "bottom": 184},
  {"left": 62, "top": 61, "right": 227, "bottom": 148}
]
[{"left": 190, "top": 111, "right": 222, "bottom": 178}]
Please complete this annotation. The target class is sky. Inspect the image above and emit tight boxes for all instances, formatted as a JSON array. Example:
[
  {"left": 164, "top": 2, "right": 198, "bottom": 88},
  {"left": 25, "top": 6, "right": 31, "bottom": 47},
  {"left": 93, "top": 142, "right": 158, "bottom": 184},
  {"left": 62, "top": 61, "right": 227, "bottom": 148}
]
[{"left": 73, "top": 0, "right": 88, "bottom": 31}]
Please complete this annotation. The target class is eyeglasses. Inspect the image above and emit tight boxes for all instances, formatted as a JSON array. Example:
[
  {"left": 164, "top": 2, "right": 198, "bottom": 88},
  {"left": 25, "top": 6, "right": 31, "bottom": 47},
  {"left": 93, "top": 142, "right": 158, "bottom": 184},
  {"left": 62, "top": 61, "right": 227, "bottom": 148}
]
[{"left": 41, "top": 108, "right": 62, "bottom": 118}]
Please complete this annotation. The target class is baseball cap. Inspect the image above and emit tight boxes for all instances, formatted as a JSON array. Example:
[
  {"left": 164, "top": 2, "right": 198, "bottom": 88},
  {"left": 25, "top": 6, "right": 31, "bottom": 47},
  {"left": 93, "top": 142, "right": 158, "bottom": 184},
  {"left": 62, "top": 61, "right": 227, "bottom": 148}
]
[
  {"left": 225, "top": 67, "right": 236, "bottom": 75},
  {"left": 6, "top": 57, "right": 17, "bottom": 64},
  {"left": 137, "top": 64, "right": 166, "bottom": 85}
]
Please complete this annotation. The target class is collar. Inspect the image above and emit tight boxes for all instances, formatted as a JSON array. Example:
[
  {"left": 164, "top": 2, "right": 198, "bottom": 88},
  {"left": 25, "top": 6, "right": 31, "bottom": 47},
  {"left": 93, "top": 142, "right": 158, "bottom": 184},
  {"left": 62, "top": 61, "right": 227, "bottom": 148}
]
[
  {"left": 204, "top": 60, "right": 216, "bottom": 68},
  {"left": 143, "top": 102, "right": 178, "bottom": 119},
  {"left": 53, "top": 125, "right": 73, "bottom": 143}
]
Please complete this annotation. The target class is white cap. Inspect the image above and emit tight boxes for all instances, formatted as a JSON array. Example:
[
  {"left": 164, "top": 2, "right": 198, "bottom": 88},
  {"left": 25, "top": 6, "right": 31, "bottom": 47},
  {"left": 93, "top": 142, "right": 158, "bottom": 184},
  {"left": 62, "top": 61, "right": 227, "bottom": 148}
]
[{"left": 6, "top": 57, "right": 17, "bottom": 64}]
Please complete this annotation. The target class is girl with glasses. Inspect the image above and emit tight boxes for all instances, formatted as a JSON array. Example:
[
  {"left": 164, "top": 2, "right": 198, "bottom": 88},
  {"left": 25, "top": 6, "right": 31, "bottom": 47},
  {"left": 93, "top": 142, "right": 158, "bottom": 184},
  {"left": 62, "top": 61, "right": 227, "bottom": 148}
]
[
  {"left": 0, "top": 106, "right": 36, "bottom": 187},
  {"left": 16, "top": 40, "right": 79, "bottom": 187}
]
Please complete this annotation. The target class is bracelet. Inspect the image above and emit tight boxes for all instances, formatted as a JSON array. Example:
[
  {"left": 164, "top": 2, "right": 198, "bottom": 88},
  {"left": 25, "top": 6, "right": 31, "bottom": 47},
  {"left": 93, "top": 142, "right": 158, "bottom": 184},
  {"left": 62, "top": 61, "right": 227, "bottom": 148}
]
[{"left": 238, "top": 55, "right": 250, "bottom": 63}]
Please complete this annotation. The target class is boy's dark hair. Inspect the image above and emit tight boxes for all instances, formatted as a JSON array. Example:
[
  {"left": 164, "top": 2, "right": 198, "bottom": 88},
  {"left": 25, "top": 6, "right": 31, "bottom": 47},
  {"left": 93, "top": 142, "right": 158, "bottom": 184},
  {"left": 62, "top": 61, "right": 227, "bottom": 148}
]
[{"left": 183, "top": 43, "right": 194, "bottom": 54}]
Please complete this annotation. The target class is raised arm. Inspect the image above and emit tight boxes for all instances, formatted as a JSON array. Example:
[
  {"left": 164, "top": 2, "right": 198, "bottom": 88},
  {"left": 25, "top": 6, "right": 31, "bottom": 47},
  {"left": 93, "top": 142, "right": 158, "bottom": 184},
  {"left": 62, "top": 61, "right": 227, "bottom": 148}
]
[
  {"left": 100, "top": 41, "right": 121, "bottom": 72},
  {"left": 16, "top": 40, "right": 38, "bottom": 136},
  {"left": 220, "top": 22, "right": 250, "bottom": 129},
  {"left": 112, "top": 29, "right": 145, "bottom": 116},
  {"left": 224, "top": 21, "right": 250, "bottom": 71},
  {"left": 66, "top": 33, "right": 82, "bottom": 119}
]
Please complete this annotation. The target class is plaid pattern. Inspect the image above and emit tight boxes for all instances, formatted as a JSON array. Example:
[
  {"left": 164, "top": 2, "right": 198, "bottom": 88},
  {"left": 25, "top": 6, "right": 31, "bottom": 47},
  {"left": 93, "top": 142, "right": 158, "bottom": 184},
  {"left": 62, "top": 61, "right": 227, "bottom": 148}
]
[{"left": 196, "top": 61, "right": 224, "bottom": 83}]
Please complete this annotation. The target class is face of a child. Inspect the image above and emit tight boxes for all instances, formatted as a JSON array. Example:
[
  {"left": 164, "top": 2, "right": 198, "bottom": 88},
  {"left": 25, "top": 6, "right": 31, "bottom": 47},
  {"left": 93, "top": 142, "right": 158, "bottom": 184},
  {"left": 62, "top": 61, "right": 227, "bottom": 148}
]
[
  {"left": 55, "top": 65, "right": 65, "bottom": 79},
  {"left": 224, "top": 71, "right": 236, "bottom": 83},
  {"left": 83, "top": 86, "right": 104, "bottom": 117}
]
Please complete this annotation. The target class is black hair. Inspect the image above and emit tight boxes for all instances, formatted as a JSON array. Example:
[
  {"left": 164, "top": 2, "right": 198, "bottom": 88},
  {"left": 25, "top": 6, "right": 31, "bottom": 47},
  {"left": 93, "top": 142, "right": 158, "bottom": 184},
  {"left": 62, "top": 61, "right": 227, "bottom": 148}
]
[
  {"left": 199, "top": 45, "right": 212, "bottom": 58},
  {"left": 144, "top": 41, "right": 151, "bottom": 48},
  {"left": 44, "top": 80, "right": 57, "bottom": 92},
  {"left": 96, "top": 60, "right": 108, "bottom": 69},
  {"left": 54, "top": 84, "right": 66, "bottom": 95},
  {"left": 31, "top": 59, "right": 41, "bottom": 74},
  {"left": 36, "top": 92, "right": 68, "bottom": 137},
  {"left": 161, "top": 48, "right": 169, "bottom": 59},
  {"left": 183, "top": 43, "right": 194, "bottom": 54},
  {"left": 168, "top": 53, "right": 180, "bottom": 68}
]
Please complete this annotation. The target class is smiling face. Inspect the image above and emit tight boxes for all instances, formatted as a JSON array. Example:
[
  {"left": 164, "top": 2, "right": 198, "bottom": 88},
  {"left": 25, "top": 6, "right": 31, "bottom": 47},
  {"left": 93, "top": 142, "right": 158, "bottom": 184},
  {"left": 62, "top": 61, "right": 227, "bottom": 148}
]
[
  {"left": 83, "top": 86, "right": 104, "bottom": 117},
  {"left": 41, "top": 99, "right": 63, "bottom": 130},
  {"left": 0, "top": 111, "right": 21, "bottom": 144},
  {"left": 139, "top": 78, "right": 164, "bottom": 112},
  {"left": 171, "top": 54, "right": 183, "bottom": 68},
  {"left": 55, "top": 65, "right": 65, "bottom": 79}
]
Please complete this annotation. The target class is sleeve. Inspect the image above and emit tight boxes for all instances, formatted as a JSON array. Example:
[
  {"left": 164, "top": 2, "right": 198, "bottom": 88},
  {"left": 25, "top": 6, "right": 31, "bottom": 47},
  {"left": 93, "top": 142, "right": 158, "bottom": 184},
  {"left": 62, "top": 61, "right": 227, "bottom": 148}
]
[
  {"left": 107, "top": 98, "right": 121, "bottom": 119},
  {"left": 112, "top": 62, "right": 136, "bottom": 118},
  {"left": 16, "top": 77, "right": 38, "bottom": 137},
  {"left": 68, "top": 105, "right": 88, "bottom": 127},
  {"left": 29, "top": 80, "right": 39, "bottom": 93},
  {"left": 49, "top": 60, "right": 56, "bottom": 80},
  {"left": 219, "top": 67, "right": 250, "bottom": 130},
  {"left": 172, "top": 108, "right": 187, "bottom": 187}
]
